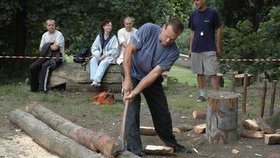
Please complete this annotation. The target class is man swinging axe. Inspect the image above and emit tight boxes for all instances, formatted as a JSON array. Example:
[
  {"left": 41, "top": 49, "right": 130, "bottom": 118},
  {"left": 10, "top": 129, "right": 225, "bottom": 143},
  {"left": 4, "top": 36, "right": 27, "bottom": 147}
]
[{"left": 122, "top": 17, "right": 193, "bottom": 157}]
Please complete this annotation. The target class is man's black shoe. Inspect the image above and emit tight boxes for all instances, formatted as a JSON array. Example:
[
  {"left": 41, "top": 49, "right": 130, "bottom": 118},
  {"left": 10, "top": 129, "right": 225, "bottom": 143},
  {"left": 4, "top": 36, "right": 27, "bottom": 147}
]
[{"left": 174, "top": 144, "right": 193, "bottom": 153}]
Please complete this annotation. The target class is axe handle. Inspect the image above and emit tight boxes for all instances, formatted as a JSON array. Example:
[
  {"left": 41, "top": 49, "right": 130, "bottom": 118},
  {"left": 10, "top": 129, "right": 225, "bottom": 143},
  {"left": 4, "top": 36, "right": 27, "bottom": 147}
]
[{"left": 120, "top": 100, "right": 129, "bottom": 149}]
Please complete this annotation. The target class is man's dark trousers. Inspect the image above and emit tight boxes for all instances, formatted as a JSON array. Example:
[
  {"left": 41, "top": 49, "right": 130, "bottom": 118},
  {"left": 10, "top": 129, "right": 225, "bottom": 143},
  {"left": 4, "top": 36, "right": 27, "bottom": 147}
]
[
  {"left": 125, "top": 76, "right": 178, "bottom": 155},
  {"left": 29, "top": 58, "right": 61, "bottom": 92}
]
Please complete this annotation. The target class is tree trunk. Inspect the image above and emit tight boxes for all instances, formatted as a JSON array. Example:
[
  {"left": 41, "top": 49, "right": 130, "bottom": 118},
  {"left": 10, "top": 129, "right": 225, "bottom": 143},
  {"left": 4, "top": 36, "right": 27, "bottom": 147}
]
[
  {"left": 205, "top": 91, "right": 239, "bottom": 144},
  {"left": 26, "top": 103, "right": 121, "bottom": 157},
  {"left": 12, "top": 0, "right": 27, "bottom": 79},
  {"left": 9, "top": 109, "right": 103, "bottom": 158}
]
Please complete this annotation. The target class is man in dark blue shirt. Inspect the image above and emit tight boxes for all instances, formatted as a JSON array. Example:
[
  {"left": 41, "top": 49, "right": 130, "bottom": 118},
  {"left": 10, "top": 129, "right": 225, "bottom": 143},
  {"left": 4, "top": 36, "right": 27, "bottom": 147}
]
[
  {"left": 188, "top": 0, "right": 222, "bottom": 102},
  {"left": 122, "top": 18, "right": 192, "bottom": 156}
]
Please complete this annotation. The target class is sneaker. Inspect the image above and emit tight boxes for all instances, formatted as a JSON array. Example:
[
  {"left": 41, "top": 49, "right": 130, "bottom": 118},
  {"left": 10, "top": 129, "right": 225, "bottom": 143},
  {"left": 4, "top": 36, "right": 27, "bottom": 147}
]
[
  {"left": 91, "top": 81, "right": 101, "bottom": 87},
  {"left": 174, "top": 144, "right": 193, "bottom": 153},
  {"left": 196, "top": 96, "right": 206, "bottom": 102}
]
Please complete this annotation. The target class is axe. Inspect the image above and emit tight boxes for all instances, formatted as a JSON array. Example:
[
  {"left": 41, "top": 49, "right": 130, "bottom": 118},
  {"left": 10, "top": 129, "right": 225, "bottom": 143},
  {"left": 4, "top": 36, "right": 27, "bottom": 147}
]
[{"left": 120, "top": 100, "right": 129, "bottom": 150}]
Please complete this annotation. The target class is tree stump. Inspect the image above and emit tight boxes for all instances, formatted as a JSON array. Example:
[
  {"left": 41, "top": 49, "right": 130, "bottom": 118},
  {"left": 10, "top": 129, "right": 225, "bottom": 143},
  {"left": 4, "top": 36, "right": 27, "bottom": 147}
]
[
  {"left": 235, "top": 73, "right": 252, "bottom": 87},
  {"left": 49, "top": 63, "right": 122, "bottom": 92},
  {"left": 205, "top": 91, "right": 239, "bottom": 144}
]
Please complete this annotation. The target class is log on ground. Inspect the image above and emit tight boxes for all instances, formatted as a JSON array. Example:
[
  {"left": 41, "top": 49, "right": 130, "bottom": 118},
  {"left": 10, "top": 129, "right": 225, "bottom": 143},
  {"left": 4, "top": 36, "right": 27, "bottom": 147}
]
[
  {"left": 9, "top": 109, "right": 103, "bottom": 158},
  {"left": 144, "top": 145, "right": 174, "bottom": 155},
  {"left": 264, "top": 133, "right": 280, "bottom": 145},
  {"left": 140, "top": 125, "right": 191, "bottom": 136},
  {"left": 241, "top": 119, "right": 260, "bottom": 131},
  {"left": 26, "top": 103, "right": 120, "bottom": 157},
  {"left": 241, "top": 130, "right": 264, "bottom": 139},
  {"left": 192, "top": 110, "right": 206, "bottom": 119},
  {"left": 255, "top": 117, "right": 275, "bottom": 134}
]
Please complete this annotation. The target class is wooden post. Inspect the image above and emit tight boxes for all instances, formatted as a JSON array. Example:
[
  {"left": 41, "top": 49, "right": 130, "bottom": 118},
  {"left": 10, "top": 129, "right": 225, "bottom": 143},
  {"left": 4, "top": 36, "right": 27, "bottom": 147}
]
[
  {"left": 206, "top": 91, "right": 239, "bottom": 144},
  {"left": 9, "top": 109, "right": 102, "bottom": 158},
  {"left": 242, "top": 73, "right": 248, "bottom": 113},
  {"left": 269, "top": 80, "right": 277, "bottom": 116},
  {"left": 260, "top": 80, "right": 268, "bottom": 118},
  {"left": 231, "top": 73, "right": 236, "bottom": 93}
]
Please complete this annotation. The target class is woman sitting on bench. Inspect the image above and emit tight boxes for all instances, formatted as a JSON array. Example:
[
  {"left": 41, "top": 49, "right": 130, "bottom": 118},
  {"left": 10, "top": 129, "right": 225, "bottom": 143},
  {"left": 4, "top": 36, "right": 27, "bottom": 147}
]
[{"left": 90, "top": 19, "right": 119, "bottom": 87}]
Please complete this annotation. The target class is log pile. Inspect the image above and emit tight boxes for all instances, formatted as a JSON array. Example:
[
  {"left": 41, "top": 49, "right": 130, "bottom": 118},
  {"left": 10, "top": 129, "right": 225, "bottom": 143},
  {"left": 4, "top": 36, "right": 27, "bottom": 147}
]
[
  {"left": 241, "top": 118, "right": 280, "bottom": 145},
  {"left": 9, "top": 103, "right": 140, "bottom": 158}
]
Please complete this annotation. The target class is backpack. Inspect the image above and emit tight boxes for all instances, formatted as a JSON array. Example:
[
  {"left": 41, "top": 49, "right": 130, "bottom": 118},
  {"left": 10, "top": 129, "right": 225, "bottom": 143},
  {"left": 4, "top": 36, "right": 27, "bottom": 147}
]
[{"left": 73, "top": 48, "right": 90, "bottom": 65}]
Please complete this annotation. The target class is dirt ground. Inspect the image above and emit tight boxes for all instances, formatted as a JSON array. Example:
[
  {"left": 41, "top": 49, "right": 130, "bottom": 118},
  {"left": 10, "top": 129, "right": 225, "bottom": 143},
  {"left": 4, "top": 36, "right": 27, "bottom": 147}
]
[{"left": 0, "top": 90, "right": 280, "bottom": 158}]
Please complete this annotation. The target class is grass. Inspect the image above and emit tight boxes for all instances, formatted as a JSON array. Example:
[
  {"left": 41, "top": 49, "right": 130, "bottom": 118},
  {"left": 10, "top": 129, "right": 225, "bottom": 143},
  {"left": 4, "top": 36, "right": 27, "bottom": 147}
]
[{"left": 0, "top": 65, "right": 279, "bottom": 122}]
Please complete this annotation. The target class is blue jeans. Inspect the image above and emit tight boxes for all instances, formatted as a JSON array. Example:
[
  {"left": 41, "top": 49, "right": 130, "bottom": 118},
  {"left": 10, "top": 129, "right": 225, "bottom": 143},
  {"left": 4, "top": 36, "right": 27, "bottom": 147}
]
[
  {"left": 125, "top": 76, "right": 178, "bottom": 155},
  {"left": 90, "top": 57, "right": 110, "bottom": 82}
]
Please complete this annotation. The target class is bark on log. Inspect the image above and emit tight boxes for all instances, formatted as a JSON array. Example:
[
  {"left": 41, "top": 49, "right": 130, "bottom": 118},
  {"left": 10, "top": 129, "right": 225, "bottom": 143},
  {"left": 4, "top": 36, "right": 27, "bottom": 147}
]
[
  {"left": 264, "top": 134, "right": 280, "bottom": 145},
  {"left": 255, "top": 117, "right": 275, "bottom": 134},
  {"left": 241, "top": 130, "right": 264, "bottom": 139},
  {"left": 9, "top": 109, "right": 103, "bottom": 158},
  {"left": 144, "top": 145, "right": 174, "bottom": 155},
  {"left": 194, "top": 124, "right": 206, "bottom": 134},
  {"left": 241, "top": 119, "right": 261, "bottom": 131},
  {"left": 206, "top": 91, "right": 239, "bottom": 144},
  {"left": 192, "top": 110, "right": 206, "bottom": 119},
  {"left": 26, "top": 103, "right": 121, "bottom": 157}
]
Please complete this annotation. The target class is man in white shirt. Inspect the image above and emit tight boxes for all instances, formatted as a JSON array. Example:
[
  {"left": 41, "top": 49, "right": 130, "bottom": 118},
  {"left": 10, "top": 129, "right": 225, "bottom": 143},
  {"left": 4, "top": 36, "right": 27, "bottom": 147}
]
[
  {"left": 29, "top": 19, "right": 65, "bottom": 93},
  {"left": 116, "top": 17, "right": 137, "bottom": 65}
]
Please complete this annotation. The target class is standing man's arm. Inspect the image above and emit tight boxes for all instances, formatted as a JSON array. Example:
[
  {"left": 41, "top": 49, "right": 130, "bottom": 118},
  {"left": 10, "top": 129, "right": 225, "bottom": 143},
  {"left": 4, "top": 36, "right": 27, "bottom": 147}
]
[
  {"left": 123, "top": 42, "right": 136, "bottom": 94},
  {"left": 216, "top": 27, "right": 222, "bottom": 57},
  {"left": 189, "top": 30, "right": 194, "bottom": 58}
]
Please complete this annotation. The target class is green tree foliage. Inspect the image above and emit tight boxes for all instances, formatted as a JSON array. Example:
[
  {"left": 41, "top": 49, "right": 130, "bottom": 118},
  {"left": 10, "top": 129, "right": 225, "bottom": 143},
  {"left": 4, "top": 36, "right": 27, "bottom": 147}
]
[
  {"left": 1, "top": 0, "right": 192, "bottom": 82},
  {"left": 213, "top": 0, "right": 280, "bottom": 29},
  {"left": 221, "top": 7, "right": 280, "bottom": 80}
]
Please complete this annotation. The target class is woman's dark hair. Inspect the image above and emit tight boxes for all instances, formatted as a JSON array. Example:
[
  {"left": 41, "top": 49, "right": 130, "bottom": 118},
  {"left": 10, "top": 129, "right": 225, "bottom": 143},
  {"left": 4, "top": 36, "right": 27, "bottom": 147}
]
[{"left": 99, "top": 19, "right": 112, "bottom": 32}]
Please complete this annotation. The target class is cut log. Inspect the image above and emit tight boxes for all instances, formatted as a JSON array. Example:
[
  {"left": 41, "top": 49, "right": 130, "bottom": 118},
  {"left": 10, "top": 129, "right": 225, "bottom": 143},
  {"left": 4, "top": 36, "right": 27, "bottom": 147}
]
[
  {"left": 194, "top": 124, "right": 206, "bottom": 134},
  {"left": 173, "top": 125, "right": 193, "bottom": 133},
  {"left": 144, "top": 145, "right": 174, "bottom": 155},
  {"left": 235, "top": 73, "right": 252, "bottom": 87},
  {"left": 140, "top": 125, "right": 191, "bottom": 135},
  {"left": 49, "top": 63, "right": 122, "bottom": 92},
  {"left": 264, "top": 133, "right": 280, "bottom": 145},
  {"left": 241, "top": 119, "right": 260, "bottom": 131},
  {"left": 255, "top": 117, "right": 275, "bottom": 134},
  {"left": 140, "top": 126, "right": 157, "bottom": 136},
  {"left": 205, "top": 73, "right": 224, "bottom": 88},
  {"left": 241, "top": 130, "right": 264, "bottom": 139},
  {"left": 9, "top": 109, "right": 103, "bottom": 158},
  {"left": 192, "top": 110, "right": 206, "bottom": 119},
  {"left": 26, "top": 103, "right": 121, "bottom": 157},
  {"left": 205, "top": 91, "right": 239, "bottom": 144}
]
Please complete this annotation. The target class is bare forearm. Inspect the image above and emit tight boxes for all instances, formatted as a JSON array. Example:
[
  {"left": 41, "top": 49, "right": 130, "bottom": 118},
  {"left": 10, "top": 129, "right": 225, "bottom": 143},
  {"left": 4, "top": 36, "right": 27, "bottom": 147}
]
[
  {"left": 216, "top": 27, "right": 222, "bottom": 55},
  {"left": 132, "top": 66, "right": 163, "bottom": 95}
]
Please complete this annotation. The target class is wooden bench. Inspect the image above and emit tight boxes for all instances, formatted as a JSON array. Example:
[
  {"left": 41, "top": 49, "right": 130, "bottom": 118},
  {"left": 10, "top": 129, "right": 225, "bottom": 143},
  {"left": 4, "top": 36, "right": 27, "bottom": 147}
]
[{"left": 49, "top": 63, "right": 122, "bottom": 92}]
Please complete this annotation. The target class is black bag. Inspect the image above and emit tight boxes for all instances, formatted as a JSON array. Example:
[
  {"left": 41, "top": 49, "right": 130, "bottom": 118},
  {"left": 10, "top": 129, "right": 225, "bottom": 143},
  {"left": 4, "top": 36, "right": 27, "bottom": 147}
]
[{"left": 73, "top": 48, "right": 90, "bottom": 64}]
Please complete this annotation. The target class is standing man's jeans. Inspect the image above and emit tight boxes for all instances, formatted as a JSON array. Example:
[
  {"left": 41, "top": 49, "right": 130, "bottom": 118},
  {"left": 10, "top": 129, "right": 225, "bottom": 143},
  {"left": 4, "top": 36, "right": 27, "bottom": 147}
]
[
  {"left": 125, "top": 76, "right": 178, "bottom": 155},
  {"left": 90, "top": 57, "right": 110, "bottom": 82}
]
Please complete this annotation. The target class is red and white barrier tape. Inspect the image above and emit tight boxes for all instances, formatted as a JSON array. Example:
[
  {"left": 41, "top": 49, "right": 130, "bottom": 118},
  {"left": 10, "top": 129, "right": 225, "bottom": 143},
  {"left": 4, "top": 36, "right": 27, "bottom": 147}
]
[{"left": 0, "top": 55, "right": 280, "bottom": 62}]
